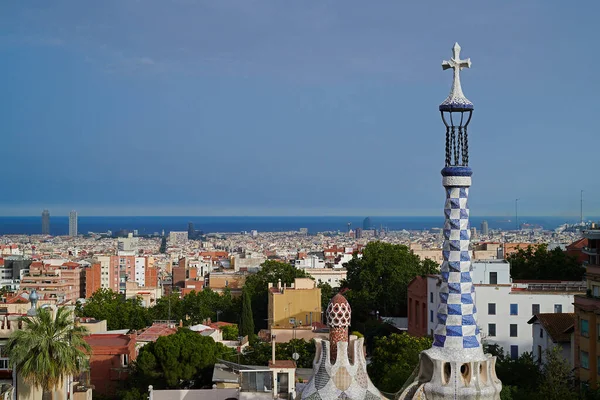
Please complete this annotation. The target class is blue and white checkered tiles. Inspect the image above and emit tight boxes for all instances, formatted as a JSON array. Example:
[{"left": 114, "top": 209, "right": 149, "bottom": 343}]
[{"left": 433, "top": 186, "right": 481, "bottom": 349}]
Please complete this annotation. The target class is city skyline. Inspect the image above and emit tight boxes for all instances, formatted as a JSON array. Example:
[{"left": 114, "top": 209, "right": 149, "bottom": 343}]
[{"left": 2, "top": 1, "right": 599, "bottom": 216}]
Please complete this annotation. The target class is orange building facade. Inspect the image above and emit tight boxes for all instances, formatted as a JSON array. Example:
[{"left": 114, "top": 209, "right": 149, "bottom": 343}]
[
  {"left": 407, "top": 276, "right": 429, "bottom": 337},
  {"left": 83, "top": 333, "right": 137, "bottom": 396}
]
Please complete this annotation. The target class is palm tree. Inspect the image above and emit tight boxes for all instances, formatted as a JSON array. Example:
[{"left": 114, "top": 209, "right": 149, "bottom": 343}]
[{"left": 6, "top": 306, "right": 91, "bottom": 400}]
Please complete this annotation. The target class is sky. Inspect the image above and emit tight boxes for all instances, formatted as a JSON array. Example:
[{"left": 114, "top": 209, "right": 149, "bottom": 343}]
[{"left": 1, "top": 1, "right": 598, "bottom": 217}]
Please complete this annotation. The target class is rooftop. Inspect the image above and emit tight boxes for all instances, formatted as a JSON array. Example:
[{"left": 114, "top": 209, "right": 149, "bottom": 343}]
[
  {"left": 268, "top": 360, "right": 296, "bottom": 369},
  {"left": 137, "top": 323, "right": 178, "bottom": 342},
  {"left": 84, "top": 333, "right": 132, "bottom": 347},
  {"left": 527, "top": 313, "right": 576, "bottom": 343}
]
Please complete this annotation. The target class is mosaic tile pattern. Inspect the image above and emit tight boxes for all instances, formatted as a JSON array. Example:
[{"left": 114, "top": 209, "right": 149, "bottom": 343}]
[
  {"left": 433, "top": 168, "right": 481, "bottom": 350},
  {"left": 299, "top": 338, "right": 385, "bottom": 399},
  {"left": 327, "top": 294, "right": 351, "bottom": 364}
]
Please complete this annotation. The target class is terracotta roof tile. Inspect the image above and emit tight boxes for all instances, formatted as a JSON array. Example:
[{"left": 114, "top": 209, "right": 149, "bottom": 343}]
[
  {"left": 528, "top": 313, "right": 576, "bottom": 343},
  {"left": 269, "top": 360, "right": 296, "bottom": 369}
]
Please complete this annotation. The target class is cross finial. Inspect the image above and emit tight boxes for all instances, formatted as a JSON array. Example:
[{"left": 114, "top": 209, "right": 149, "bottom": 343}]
[
  {"left": 440, "top": 42, "right": 473, "bottom": 111},
  {"left": 442, "top": 43, "right": 471, "bottom": 72}
]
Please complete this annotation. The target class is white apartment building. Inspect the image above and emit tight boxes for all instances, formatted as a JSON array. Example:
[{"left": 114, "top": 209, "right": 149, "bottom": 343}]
[
  {"left": 426, "top": 260, "right": 584, "bottom": 359},
  {"left": 97, "top": 255, "right": 111, "bottom": 289},
  {"left": 295, "top": 255, "right": 326, "bottom": 269},
  {"left": 306, "top": 268, "right": 347, "bottom": 288},
  {"left": 135, "top": 257, "right": 146, "bottom": 287},
  {"left": 188, "top": 259, "right": 212, "bottom": 277},
  {"left": 169, "top": 231, "right": 188, "bottom": 244}
]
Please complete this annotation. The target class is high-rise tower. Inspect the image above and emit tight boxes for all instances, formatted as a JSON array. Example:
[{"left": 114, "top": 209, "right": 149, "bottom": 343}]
[
  {"left": 399, "top": 43, "right": 501, "bottom": 400},
  {"left": 41, "top": 210, "right": 50, "bottom": 235},
  {"left": 69, "top": 210, "right": 78, "bottom": 237}
]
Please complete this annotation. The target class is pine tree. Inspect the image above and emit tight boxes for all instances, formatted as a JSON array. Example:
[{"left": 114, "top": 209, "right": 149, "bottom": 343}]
[{"left": 240, "top": 288, "right": 254, "bottom": 337}]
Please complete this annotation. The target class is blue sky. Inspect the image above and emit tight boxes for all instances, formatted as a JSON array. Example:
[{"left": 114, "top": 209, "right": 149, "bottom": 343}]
[{"left": 1, "top": 1, "right": 598, "bottom": 217}]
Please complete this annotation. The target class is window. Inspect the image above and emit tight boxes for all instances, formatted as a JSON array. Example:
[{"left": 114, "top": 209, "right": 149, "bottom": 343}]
[
  {"left": 488, "top": 323, "right": 496, "bottom": 337},
  {"left": 597, "top": 324, "right": 600, "bottom": 341},
  {"left": 581, "top": 351, "right": 590, "bottom": 369},
  {"left": 489, "top": 272, "right": 498, "bottom": 284},
  {"left": 594, "top": 285, "right": 600, "bottom": 297},
  {"left": 510, "top": 324, "right": 518, "bottom": 337},
  {"left": 554, "top": 304, "right": 562, "bottom": 313},
  {"left": 540, "top": 327, "right": 543, "bottom": 338},
  {"left": 430, "top": 310, "right": 434, "bottom": 323},
  {"left": 510, "top": 345, "right": 519, "bottom": 360},
  {"left": 488, "top": 303, "right": 496, "bottom": 315},
  {"left": 532, "top": 304, "right": 540, "bottom": 315},
  {"left": 510, "top": 304, "right": 518, "bottom": 316},
  {"left": 430, "top": 292, "right": 434, "bottom": 303},
  {"left": 581, "top": 319, "right": 590, "bottom": 337},
  {"left": 597, "top": 356, "right": 600, "bottom": 375},
  {"left": 123, "top": 354, "right": 129, "bottom": 366}
]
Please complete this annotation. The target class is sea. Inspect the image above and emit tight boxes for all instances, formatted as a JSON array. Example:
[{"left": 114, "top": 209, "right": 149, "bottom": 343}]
[{"left": 0, "top": 216, "right": 592, "bottom": 236}]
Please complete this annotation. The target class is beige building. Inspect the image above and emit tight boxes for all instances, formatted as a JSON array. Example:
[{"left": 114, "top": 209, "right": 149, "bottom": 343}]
[
  {"left": 124, "top": 281, "right": 162, "bottom": 307},
  {"left": 410, "top": 242, "right": 500, "bottom": 263},
  {"left": 268, "top": 278, "right": 321, "bottom": 328},
  {"left": 0, "top": 306, "right": 92, "bottom": 400}
]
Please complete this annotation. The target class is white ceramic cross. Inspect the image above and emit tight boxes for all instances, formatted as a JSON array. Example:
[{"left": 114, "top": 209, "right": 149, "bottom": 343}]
[{"left": 442, "top": 43, "right": 471, "bottom": 102}]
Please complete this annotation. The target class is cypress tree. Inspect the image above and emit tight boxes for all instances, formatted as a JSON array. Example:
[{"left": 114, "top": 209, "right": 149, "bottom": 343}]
[{"left": 240, "top": 289, "right": 254, "bottom": 337}]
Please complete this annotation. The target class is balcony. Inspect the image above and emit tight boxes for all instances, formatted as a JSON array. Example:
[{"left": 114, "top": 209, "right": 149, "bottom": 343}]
[
  {"left": 583, "top": 247, "right": 599, "bottom": 256},
  {"left": 583, "top": 229, "right": 600, "bottom": 240}
]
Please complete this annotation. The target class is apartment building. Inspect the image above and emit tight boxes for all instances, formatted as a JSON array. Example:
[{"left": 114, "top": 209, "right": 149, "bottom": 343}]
[
  {"left": 20, "top": 262, "right": 85, "bottom": 302},
  {"left": 408, "top": 260, "right": 584, "bottom": 359},
  {"left": 268, "top": 278, "right": 321, "bottom": 328},
  {"left": 574, "top": 226, "right": 600, "bottom": 388}
]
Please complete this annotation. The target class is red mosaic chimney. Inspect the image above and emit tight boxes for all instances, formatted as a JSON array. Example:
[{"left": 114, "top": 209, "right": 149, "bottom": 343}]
[{"left": 326, "top": 293, "right": 351, "bottom": 363}]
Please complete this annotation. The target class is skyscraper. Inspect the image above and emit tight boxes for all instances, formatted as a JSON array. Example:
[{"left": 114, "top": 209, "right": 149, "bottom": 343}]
[
  {"left": 481, "top": 220, "right": 489, "bottom": 236},
  {"left": 362, "top": 217, "right": 372, "bottom": 230},
  {"left": 69, "top": 210, "right": 78, "bottom": 237},
  {"left": 41, "top": 210, "right": 50, "bottom": 235}
]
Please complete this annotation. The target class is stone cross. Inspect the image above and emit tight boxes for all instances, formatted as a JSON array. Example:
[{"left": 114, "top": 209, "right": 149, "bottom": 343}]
[{"left": 442, "top": 42, "right": 471, "bottom": 102}]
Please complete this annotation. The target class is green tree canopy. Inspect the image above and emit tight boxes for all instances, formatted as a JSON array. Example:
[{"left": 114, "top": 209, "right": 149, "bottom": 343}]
[
  {"left": 538, "top": 346, "right": 578, "bottom": 400},
  {"left": 485, "top": 343, "right": 579, "bottom": 400},
  {"left": 317, "top": 282, "right": 335, "bottom": 311},
  {"left": 240, "top": 338, "right": 315, "bottom": 369},
  {"left": 367, "top": 333, "right": 432, "bottom": 393},
  {"left": 79, "top": 288, "right": 151, "bottom": 330},
  {"left": 507, "top": 244, "right": 584, "bottom": 281},
  {"left": 239, "top": 288, "right": 255, "bottom": 337},
  {"left": 221, "top": 324, "right": 239, "bottom": 341},
  {"left": 243, "top": 260, "right": 310, "bottom": 330},
  {"left": 6, "top": 307, "right": 91, "bottom": 396},
  {"left": 134, "top": 328, "right": 227, "bottom": 390},
  {"left": 343, "top": 242, "right": 438, "bottom": 322}
]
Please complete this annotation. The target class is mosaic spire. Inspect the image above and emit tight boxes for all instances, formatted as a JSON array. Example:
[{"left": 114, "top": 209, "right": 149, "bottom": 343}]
[
  {"left": 398, "top": 43, "right": 501, "bottom": 400},
  {"left": 327, "top": 293, "right": 351, "bottom": 363}
]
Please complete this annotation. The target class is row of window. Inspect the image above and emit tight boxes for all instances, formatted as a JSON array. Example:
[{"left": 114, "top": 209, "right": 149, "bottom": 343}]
[
  {"left": 487, "top": 323, "right": 518, "bottom": 338},
  {"left": 488, "top": 303, "right": 562, "bottom": 316},
  {"left": 429, "top": 293, "right": 564, "bottom": 316}
]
